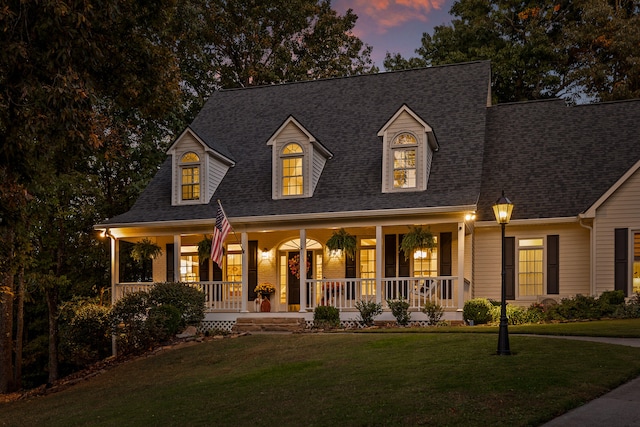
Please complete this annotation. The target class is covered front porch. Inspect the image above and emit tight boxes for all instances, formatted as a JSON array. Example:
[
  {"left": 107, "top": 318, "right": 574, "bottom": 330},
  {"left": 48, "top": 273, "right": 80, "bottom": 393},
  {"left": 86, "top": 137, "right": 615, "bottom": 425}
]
[{"left": 106, "top": 212, "right": 476, "bottom": 328}]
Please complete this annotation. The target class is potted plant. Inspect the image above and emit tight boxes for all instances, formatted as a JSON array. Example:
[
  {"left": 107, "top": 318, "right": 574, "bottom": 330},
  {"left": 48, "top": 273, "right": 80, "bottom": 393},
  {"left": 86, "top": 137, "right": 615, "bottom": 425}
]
[
  {"left": 400, "top": 226, "right": 436, "bottom": 260},
  {"left": 130, "top": 238, "right": 163, "bottom": 263},
  {"left": 325, "top": 228, "right": 357, "bottom": 260},
  {"left": 197, "top": 235, "right": 212, "bottom": 261}
]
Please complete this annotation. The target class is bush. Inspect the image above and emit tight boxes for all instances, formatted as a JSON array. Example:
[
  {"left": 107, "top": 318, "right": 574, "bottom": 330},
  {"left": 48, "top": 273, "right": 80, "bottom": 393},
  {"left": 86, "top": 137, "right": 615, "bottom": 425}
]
[
  {"left": 546, "top": 294, "right": 601, "bottom": 320},
  {"left": 489, "top": 304, "right": 529, "bottom": 325},
  {"left": 146, "top": 304, "right": 183, "bottom": 343},
  {"left": 421, "top": 300, "right": 444, "bottom": 326},
  {"left": 387, "top": 298, "right": 411, "bottom": 326},
  {"left": 354, "top": 300, "right": 383, "bottom": 326},
  {"left": 613, "top": 293, "right": 640, "bottom": 319},
  {"left": 314, "top": 305, "right": 340, "bottom": 329},
  {"left": 59, "top": 299, "right": 111, "bottom": 368},
  {"left": 463, "top": 298, "right": 493, "bottom": 325},
  {"left": 148, "top": 282, "right": 206, "bottom": 327},
  {"left": 110, "top": 291, "right": 153, "bottom": 355},
  {"left": 598, "top": 290, "right": 626, "bottom": 317}
]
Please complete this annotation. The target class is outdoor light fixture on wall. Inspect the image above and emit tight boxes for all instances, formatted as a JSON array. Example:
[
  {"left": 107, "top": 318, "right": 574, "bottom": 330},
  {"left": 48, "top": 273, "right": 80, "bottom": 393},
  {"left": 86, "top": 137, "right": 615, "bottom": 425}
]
[
  {"left": 493, "top": 190, "right": 513, "bottom": 356},
  {"left": 261, "top": 248, "right": 270, "bottom": 260}
]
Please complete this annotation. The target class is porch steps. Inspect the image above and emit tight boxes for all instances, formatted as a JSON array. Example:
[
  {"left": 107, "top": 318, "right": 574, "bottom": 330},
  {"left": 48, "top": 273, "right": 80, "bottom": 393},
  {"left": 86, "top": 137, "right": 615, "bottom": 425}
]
[{"left": 233, "top": 317, "right": 307, "bottom": 333}]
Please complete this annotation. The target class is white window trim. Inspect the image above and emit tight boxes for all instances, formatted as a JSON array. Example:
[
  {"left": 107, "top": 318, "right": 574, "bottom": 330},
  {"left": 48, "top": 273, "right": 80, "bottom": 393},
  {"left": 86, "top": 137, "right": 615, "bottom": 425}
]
[
  {"left": 179, "top": 152, "right": 203, "bottom": 203},
  {"left": 279, "top": 142, "right": 306, "bottom": 198},
  {"left": 515, "top": 236, "right": 546, "bottom": 300}
]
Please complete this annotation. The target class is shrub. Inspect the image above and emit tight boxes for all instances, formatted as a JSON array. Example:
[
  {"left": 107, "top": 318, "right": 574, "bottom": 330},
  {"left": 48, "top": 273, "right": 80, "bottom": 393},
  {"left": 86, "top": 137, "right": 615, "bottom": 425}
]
[
  {"left": 313, "top": 305, "right": 340, "bottom": 329},
  {"left": 110, "top": 291, "right": 153, "bottom": 355},
  {"left": 547, "top": 294, "right": 601, "bottom": 320},
  {"left": 463, "top": 298, "right": 493, "bottom": 325},
  {"left": 59, "top": 299, "right": 111, "bottom": 368},
  {"left": 387, "top": 298, "right": 411, "bottom": 326},
  {"left": 598, "top": 290, "right": 626, "bottom": 317},
  {"left": 613, "top": 293, "right": 640, "bottom": 319},
  {"left": 354, "top": 300, "right": 383, "bottom": 326},
  {"left": 490, "top": 304, "right": 529, "bottom": 325},
  {"left": 524, "top": 303, "right": 547, "bottom": 324},
  {"left": 421, "top": 300, "right": 444, "bottom": 326},
  {"left": 148, "top": 282, "right": 206, "bottom": 327},
  {"left": 146, "top": 304, "right": 183, "bottom": 343}
]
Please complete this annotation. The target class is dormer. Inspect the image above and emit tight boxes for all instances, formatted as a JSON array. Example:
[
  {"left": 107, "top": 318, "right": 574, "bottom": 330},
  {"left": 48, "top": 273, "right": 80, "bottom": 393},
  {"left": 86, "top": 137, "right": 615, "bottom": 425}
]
[
  {"left": 167, "top": 128, "right": 235, "bottom": 206},
  {"left": 378, "top": 105, "right": 439, "bottom": 193},
  {"left": 267, "top": 116, "right": 333, "bottom": 200}
]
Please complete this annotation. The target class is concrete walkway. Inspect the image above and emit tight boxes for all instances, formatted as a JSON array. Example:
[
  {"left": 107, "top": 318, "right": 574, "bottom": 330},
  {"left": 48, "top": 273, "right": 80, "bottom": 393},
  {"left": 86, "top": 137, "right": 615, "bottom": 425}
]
[{"left": 536, "top": 336, "right": 640, "bottom": 426}]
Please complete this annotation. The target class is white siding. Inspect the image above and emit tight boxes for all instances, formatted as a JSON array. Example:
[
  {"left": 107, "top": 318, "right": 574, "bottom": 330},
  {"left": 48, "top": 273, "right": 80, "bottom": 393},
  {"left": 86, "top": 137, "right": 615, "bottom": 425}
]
[
  {"left": 594, "top": 168, "right": 640, "bottom": 295},
  {"left": 312, "top": 153, "right": 326, "bottom": 192},
  {"left": 207, "top": 154, "right": 230, "bottom": 202},
  {"left": 473, "top": 223, "right": 590, "bottom": 302}
]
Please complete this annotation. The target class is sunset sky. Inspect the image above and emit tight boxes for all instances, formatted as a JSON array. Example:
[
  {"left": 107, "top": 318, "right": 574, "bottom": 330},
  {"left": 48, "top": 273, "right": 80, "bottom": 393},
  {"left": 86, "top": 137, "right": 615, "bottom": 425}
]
[{"left": 333, "top": 0, "right": 456, "bottom": 68}]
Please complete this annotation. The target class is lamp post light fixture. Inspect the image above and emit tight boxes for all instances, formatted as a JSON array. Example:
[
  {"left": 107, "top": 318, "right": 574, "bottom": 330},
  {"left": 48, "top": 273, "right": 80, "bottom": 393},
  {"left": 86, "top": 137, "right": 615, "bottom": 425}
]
[{"left": 492, "top": 191, "right": 514, "bottom": 356}]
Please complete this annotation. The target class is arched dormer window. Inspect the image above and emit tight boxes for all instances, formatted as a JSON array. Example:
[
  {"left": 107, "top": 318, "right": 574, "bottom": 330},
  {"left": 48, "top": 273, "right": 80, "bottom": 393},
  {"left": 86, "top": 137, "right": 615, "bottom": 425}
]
[
  {"left": 281, "top": 143, "right": 304, "bottom": 196},
  {"left": 392, "top": 133, "right": 417, "bottom": 189},
  {"left": 180, "top": 152, "right": 200, "bottom": 201}
]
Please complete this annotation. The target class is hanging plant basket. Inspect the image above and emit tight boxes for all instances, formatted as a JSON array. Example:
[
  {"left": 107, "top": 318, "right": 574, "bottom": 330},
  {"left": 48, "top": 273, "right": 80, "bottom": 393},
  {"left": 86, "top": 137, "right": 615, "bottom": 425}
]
[
  {"left": 400, "top": 226, "right": 436, "bottom": 261},
  {"left": 198, "top": 235, "right": 212, "bottom": 261},
  {"left": 130, "top": 238, "right": 163, "bottom": 263},
  {"left": 325, "top": 228, "right": 357, "bottom": 260}
]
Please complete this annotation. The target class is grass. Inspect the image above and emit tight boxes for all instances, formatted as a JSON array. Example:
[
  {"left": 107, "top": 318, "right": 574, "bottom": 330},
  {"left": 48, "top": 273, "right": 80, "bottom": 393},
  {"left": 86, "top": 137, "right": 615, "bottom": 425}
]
[{"left": 2, "top": 320, "right": 640, "bottom": 426}]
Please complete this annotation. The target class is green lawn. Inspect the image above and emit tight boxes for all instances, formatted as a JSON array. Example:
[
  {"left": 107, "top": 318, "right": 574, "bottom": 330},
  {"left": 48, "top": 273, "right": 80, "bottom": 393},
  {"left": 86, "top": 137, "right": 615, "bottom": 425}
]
[{"left": 2, "top": 319, "right": 640, "bottom": 426}]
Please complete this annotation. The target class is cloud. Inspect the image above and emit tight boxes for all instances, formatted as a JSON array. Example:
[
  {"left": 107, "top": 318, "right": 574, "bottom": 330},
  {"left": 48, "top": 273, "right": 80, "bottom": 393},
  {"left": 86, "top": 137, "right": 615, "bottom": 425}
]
[{"left": 351, "top": 0, "right": 447, "bottom": 33}]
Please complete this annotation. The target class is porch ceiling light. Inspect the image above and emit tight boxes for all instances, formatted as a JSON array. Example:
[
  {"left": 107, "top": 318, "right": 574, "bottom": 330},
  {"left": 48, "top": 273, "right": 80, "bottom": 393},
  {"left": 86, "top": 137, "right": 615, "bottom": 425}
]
[{"left": 492, "top": 191, "right": 513, "bottom": 225}]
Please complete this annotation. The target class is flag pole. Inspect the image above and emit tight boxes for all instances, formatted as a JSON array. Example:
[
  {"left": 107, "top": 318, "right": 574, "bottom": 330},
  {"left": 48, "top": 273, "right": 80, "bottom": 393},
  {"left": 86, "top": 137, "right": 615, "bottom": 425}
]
[{"left": 216, "top": 199, "right": 244, "bottom": 253}]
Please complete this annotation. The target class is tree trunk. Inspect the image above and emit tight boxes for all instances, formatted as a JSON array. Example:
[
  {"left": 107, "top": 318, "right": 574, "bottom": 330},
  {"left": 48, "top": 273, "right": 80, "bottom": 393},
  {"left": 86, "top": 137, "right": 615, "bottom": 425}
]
[
  {"left": 46, "top": 285, "right": 59, "bottom": 385},
  {"left": 14, "top": 266, "right": 24, "bottom": 390},
  {"left": 0, "top": 272, "right": 15, "bottom": 394}
]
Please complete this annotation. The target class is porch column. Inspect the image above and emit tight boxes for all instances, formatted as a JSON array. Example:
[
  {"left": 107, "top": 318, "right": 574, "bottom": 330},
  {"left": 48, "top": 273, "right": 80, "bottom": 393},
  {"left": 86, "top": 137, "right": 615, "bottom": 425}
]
[
  {"left": 457, "top": 222, "right": 465, "bottom": 312},
  {"left": 111, "top": 237, "right": 118, "bottom": 305},
  {"left": 299, "top": 229, "right": 307, "bottom": 312},
  {"left": 173, "top": 235, "right": 181, "bottom": 283},
  {"left": 241, "top": 232, "right": 249, "bottom": 312},
  {"left": 376, "top": 225, "right": 383, "bottom": 304}
]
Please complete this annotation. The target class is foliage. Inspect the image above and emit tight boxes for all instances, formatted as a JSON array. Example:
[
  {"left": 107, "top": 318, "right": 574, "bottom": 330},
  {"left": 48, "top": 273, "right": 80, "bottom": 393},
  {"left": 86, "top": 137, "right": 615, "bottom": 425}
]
[
  {"left": 254, "top": 283, "right": 276, "bottom": 296},
  {"left": 109, "top": 291, "right": 153, "bottom": 355},
  {"left": 613, "top": 293, "right": 640, "bottom": 319},
  {"left": 421, "top": 301, "right": 445, "bottom": 326},
  {"left": 313, "top": 305, "right": 341, "bottom": 329},
  {"left": 489, "top": 304, "right": 530, "bottom": 326},
  {"left": 59, "top": 299, "right": 111, "bottom": 369},
  {"left": 197, "top": 236, "right": 212, "bottom": 261},
  {"left": 130, "top": 238, "right": 163, "bottom": 263},
  {"left": 148, "top": 282, "right": 206, "bottom": 327},
  {"left": 325, "top": 228, "right": 357, "bottom": 260},
  {"left": 386, "top": 298, "right": 411, "bottom": 326},
  {"left": 146, "top": 305, "right": 183, "bottom": 343},
  {"left": 463, "top": 298, "right": 493, "bottom": 325},
  {"left": 354, "top": 300, "right": 383, "bottom": 327},
  {"left": 384, "top": 0, "right": 640, "bottom": 103},
  {"left": 546, "top": 294, "right": 603, "bottom": 321},
  {"left": 400, "top": 226, "right": 436, "bottom": 261}
]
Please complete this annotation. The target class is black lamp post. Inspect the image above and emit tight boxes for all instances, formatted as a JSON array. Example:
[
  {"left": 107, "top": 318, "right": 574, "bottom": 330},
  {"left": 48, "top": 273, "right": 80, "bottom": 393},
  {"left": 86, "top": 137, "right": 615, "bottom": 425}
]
[{"left": 493, "top": 191, "right": 514, "bottom": 356}]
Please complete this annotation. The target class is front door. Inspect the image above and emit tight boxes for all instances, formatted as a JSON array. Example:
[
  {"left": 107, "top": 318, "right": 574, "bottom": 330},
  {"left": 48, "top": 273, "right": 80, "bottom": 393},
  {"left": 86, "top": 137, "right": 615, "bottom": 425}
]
[{"left": 287, "top": 251, "right": 313, "bottom": 310}]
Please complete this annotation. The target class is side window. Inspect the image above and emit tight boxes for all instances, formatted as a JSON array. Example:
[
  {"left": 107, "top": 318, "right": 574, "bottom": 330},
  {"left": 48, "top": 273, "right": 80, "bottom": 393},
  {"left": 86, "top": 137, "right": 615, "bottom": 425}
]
[
  {"left": 392, "top": 133, "right": 417, "bottom": 189},
  {"left": 413, "top": 236, "right": 438, "bottom": 277},
  {"left": 281, "top": 143, "right": 304, "bottom": 196},
  {"left": 180, "top": 152, "right": 200, "bottom": 201},
  {"left": 518, "top": 238, "right": 544, "bottom": 297}
]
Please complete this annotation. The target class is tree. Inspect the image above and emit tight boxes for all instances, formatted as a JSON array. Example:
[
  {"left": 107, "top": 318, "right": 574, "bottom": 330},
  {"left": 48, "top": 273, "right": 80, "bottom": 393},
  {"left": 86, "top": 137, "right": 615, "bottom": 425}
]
[{"left": 384, "top": 0, "right": 640, "bottom": 103}]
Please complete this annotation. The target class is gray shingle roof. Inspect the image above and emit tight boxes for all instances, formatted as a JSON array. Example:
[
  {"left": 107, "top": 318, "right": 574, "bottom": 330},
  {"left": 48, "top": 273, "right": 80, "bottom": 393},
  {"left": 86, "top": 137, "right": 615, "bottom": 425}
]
[
  {"left": 477, "top": 98, "right": 640, "bottom": 221},
  {"left": 105, "top": 61, "right": 492, "bottom": 224}
]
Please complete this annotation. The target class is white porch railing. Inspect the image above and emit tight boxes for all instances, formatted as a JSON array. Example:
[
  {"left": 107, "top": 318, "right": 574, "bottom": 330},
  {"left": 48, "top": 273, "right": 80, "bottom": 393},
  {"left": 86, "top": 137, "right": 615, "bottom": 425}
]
[
  {"left": 113, "top": 276, "right": 459, "bottom": 312},
  {"left": 114, "top": 281, "right": 242, "bottom": 311}
]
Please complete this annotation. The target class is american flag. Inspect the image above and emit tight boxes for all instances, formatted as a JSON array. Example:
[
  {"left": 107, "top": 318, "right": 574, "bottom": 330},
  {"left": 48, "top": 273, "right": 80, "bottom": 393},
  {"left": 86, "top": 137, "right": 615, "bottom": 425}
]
[{"left": 211, "top": 202, "right": 231, "bottom": 267}]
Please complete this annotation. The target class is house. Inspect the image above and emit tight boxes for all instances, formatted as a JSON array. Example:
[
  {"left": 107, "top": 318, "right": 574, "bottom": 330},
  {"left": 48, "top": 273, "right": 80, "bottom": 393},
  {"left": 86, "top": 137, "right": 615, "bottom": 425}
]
[{"left": 96, "top": 61, "right": 640, "bottom": 330}]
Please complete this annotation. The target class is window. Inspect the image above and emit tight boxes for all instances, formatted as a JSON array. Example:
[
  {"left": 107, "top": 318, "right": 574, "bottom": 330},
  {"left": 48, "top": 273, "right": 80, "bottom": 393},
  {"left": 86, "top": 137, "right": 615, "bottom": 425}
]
[
  {"left": 281, "top": 143, "right": 304, "bottom": 196},
  {"left": 179, "top": 245, "right": 200, "bottom": 282},
  {"left": 360, "top": 238, "right": 376, "bottom": 296},
  {"left": 518, "top": 238, "right": 544, "bottom": 296},
  {"left": 180, "top": 152, "right": 200, "bottom": 201},
  {"left": 413, "top": 236, "right": 438, "bottom": 277},
  {"left": 392, "top": 133, "right": 417, "bottom": 189},
  {"left": 634, "top": 232, "right": 640, "bottom": 294}
]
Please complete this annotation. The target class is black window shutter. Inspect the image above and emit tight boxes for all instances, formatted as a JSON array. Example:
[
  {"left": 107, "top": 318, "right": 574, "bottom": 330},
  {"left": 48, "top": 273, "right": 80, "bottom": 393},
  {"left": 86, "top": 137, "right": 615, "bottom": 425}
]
[
  {"left": 398, "top": 234, "right": 410, "bottom": 277},
  {"left": 200, "top": 257, "right": 209, "bottom": 282},
  {"left": 248, "top": 240, "right": 258, "bottom": 301},
  {"left": 384, "top": 234, "right": 396, "bottom": 277},
  {"left": 547, "top": 235, "right": 560, "bottom": 294},
  {"left": 345, "top": 237, "right": 356, "bottom": 299},
  {"left": 615, "top": 228, "right": 629, "bottom": 296},
  {"left": 439, "top": 232, "right": 452, "bottom": 276},
  {"left": 166, "top": 244, "right": 174, "bottom": 282},
  {"left": 505, "top": 237, "right": 516, "bottom": 300}
]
